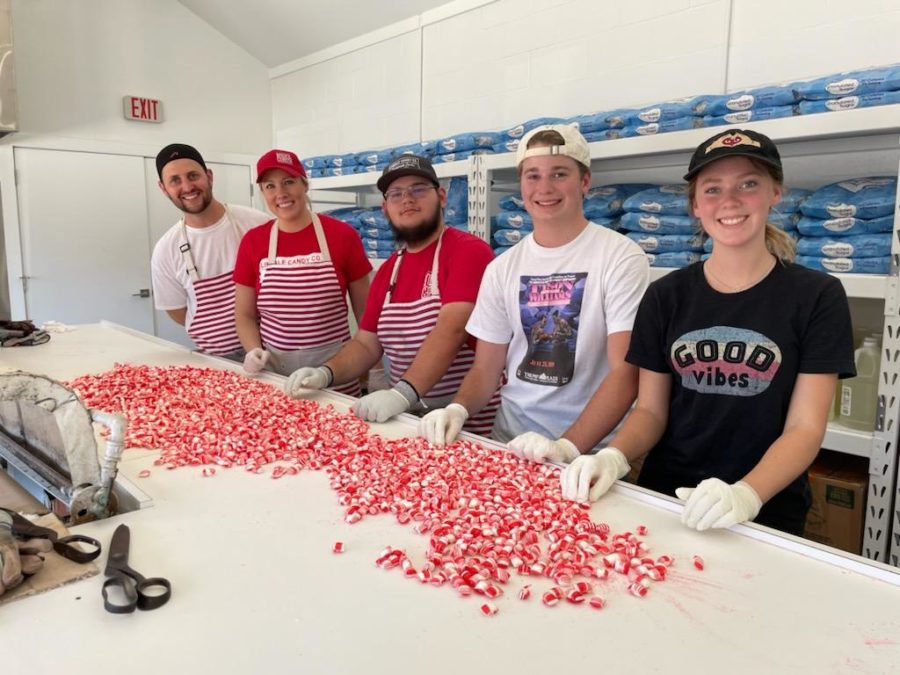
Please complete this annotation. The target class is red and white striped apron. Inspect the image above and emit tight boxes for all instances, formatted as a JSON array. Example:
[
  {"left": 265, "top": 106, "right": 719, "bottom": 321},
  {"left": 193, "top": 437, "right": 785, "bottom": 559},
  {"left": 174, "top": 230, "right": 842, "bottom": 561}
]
[
  {"left": 256, "top": 213, "right": 360, "bottom": 396},
  {"left": 376, "top": 231, "right": 500, "bottom": 436},
  {"left": 180, "top": 206, "right": 243, "bottom": 355}
]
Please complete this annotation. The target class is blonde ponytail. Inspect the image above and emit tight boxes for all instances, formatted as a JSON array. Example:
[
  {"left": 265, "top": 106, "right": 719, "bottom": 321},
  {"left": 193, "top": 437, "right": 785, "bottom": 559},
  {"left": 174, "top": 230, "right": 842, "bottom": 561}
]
[{"left": 765, "top": 222, "right": 796, "bottom": 263}]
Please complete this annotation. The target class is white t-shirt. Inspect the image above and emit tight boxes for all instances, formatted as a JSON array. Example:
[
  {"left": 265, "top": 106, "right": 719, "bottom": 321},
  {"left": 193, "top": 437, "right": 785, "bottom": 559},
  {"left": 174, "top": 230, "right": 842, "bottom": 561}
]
[
  {"left": 151, "top": 203, "right": 270, "bottom": 326},
  {"left": 467, "top": 223, "right": 649, "bottom": 444}
]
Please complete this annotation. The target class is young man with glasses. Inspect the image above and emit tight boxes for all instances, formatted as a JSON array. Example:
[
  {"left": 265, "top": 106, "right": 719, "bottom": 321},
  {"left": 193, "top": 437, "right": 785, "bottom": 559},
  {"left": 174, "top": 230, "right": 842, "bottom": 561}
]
[
  {"left": 285, "top": 155, "right": 499, "bottom": 431},
  {"left": 419, "top": 125, "right": 649, "bottom": 472}
]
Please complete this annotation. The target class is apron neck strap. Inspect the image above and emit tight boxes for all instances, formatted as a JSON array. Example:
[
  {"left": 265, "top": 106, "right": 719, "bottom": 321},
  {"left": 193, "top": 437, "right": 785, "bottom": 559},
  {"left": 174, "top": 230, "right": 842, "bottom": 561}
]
[
  {"left": 267, "top": 211, "right": 330, "bottom": 263},
  {"left": 385, "top": 227, "right": 445, "bottom": 304}
]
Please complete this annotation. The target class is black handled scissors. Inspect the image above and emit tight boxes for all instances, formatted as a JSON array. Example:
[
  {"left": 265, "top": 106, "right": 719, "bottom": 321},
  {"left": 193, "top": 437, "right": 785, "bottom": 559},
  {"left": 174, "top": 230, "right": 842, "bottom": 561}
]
[
  {"left": 102, "top": 524, "right": 171, "bottom": 614},
  {"left": 0, "top": 507, "right": 101, "bottom": 563}
]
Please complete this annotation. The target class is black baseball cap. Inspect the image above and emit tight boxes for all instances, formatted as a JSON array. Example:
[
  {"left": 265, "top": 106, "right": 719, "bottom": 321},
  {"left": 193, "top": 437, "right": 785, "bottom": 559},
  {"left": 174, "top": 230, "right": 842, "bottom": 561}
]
[
  {"left": 156, "top": 143, "right": 207, "bottom": 179},
  {"left": 377, "top": 154, "right": 439, "bottom": 193},
  {"left": 684, "top": 128, "right": 783, "bottom": 182}
]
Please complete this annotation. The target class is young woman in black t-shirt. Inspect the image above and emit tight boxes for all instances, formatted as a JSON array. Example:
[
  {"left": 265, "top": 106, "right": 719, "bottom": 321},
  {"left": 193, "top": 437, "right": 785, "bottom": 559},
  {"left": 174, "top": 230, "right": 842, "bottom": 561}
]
[{"left": 560, "top": 129, "right": 855, "bottom": 535}]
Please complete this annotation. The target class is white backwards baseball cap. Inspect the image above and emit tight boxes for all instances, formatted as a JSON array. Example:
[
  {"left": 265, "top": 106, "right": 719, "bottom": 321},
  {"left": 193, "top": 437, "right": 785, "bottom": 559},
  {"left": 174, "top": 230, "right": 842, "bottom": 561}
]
[{"left": 516, "top": 124, "right": 591, "bottom": 171}]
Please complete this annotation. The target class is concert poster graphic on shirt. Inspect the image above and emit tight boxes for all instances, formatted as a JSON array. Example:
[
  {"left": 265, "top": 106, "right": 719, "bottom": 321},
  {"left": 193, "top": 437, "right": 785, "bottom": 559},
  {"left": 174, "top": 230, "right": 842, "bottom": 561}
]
[
  {"left": 670, "top": 326, "right": 782, "bottom": 396},
  {"left": 516, "top": 273, "right": 587, "bottom": 387}
]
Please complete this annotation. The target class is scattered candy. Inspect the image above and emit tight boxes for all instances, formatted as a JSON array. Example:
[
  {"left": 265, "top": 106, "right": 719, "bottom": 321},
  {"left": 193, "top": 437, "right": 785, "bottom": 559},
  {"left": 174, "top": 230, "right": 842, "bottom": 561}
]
[
  {"left": 333, "top": 542, "right": 344, "bottom": 554},
  {"left": 66, "top": 363, "right": 684, "bottom": 616},
  {"left": 137, "top": 469, "right": 151, "bottom": 478},
  {"left": 692, "top": 555, "right": 705, "bottom": 571}
]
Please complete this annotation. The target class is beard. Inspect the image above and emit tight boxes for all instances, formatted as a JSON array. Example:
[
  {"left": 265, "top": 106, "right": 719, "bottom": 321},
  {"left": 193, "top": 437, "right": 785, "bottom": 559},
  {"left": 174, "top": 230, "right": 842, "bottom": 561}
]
[
  {"left": 170, "top": 185, "right": 213, "bottom": 215},
  {"left": 389, "top": 203, "right": 442, "bottom": 245}
]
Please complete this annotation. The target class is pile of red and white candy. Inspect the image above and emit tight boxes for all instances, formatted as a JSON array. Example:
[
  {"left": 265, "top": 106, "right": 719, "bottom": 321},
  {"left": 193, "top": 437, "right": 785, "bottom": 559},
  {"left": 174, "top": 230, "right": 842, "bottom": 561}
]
[{"left": 69, "top": 364, "right": 701, "bottom": 616}]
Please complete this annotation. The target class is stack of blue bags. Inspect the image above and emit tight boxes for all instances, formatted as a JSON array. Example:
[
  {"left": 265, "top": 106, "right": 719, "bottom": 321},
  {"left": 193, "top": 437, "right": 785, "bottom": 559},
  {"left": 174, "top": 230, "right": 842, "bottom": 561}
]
[
  {"left": 620, "top": 185, "right": 704, "bottom": 267},
  {"left": 693, "top": 84, "right": 799, "bottom": 128},
  {"left": 796, "top": 177, "right": 896, "bottom": 274},
  {"left": 432, "top": 132, "right": 498, "bottom": 164},
  {"left": 794, "top": 65, "right": 900, "bottom": 116},
  {"left": 444, "top": 177, "right": 469, "bottom": 230},
  {"left": 323, "top": 205, "right": 396, "bottom": 259},
  {"left": 491, "top": 193, "right": 532, "bottom": 255}
]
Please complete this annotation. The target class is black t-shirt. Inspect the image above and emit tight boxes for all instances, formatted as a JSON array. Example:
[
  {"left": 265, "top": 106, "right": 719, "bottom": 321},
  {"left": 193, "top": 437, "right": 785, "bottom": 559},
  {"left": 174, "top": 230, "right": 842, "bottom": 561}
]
[{"left": 627, "top": 261, "right": 855, "bottom": 532}]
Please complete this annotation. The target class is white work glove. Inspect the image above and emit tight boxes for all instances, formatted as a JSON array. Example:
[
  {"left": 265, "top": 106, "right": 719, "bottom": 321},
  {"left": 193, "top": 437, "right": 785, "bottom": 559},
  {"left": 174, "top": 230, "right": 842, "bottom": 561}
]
[
  {"left": 418, "top": 403, "right": 469, "bottom": 446},
  {"left": 676, "top": 478, "right": 762, "bottom": 531},
  {"left": 560, "top": 447, "right": 630, "bottom": 502},
  {"left": 0, "top": 511, "right": 51, "bottom": 596},
  {"left": 352, "top": 380, "right": 418, "bottom": 423},
  {"left": 507, "top": 432, "right": 580, "bottom": 465},
  {"left": 284, "top": 366, "right": 332, "bottom": 398},
  {"left": 242, "top": 347, "right": 270, "bottom": 374}
]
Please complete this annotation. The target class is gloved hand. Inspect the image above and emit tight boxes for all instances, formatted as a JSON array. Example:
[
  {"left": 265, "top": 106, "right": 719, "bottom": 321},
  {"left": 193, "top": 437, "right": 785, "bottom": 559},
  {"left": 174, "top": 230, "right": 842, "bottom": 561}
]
[
  {"left": 508, "top": 432, "right": 580, "bottom": 465},
  {"left": 418, "top": 403, "right": 469, "bottom": 446},
  {"left": 352, "top": 390, "right": 409, "bottom": 423},
  {"left": 284, "top": 366, "right": 332, "bottom": 398},
  {"left": 242, "top": 347, "right": 270, "bottom": 374},
  {"left": 0, "top": 511, "right": 52, "bottom": 596},
  {"left": 560, "top": 447, "right": 630, "bottom": 502},
  {"left": 676, "top": 478, "right": 762, "bottom": 531}
]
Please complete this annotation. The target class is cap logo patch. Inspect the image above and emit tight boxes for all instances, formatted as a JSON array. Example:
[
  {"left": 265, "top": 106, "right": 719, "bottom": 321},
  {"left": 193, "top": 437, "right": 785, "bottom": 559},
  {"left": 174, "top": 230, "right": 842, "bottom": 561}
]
[
  {"left": 275, "top": 151, "right": 294, "bottom": 165},
  {"left": 390, "top": 157, "right": 420, "bottom": 170},
  {"left": 705, "top": 132, "right": 761, "bottom": 154}
]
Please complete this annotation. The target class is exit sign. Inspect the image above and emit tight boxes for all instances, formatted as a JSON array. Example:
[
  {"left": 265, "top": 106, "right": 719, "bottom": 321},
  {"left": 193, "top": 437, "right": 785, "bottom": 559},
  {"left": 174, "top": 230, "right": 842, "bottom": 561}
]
[{"left": 123, "top": 95, "right": 163, "bottom": 123}]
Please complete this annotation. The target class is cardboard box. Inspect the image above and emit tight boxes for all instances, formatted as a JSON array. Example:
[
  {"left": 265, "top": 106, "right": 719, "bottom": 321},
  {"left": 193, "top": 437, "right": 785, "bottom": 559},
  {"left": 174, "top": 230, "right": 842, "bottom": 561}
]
[{"left": 804, "top": 452, "right": 868, "bottom": 555}]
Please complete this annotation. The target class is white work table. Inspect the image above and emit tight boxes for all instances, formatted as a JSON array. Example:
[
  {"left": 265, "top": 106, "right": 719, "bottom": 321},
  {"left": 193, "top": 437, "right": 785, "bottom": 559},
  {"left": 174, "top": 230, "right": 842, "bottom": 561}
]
[{"left": 1, "top": 324, "right": 899, "bottom": 674}]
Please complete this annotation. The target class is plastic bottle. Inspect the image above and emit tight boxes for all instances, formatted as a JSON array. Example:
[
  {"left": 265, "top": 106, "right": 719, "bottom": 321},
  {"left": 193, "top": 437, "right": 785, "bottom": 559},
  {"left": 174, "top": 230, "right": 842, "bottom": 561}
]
[{"left": 839, "top": 336, "right": 881, "bottom": 431}]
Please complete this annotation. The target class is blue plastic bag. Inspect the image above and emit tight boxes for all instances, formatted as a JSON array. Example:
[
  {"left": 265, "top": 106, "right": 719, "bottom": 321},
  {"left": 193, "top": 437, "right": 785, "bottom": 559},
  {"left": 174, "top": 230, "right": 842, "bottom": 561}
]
[
  {"left": 793, "top": 65, "right": 900, "bottom": 100},
  {"left": 703, "top": 105, "right": 797, "bottom": 128},
  {"left": 626, "top": 98, "right": 698, "bottom": 125},
  {"left": 797, "top": 234, "right": 892, "bottom": 258},
  {"left": 797, "top": 214, "right": 894, "bottom": 237},
  {"left": 623, "top": 185, "right": 691, "bottom": 215},
  {"left": 620, "top": 212, "right": 697, "bottom": 235},
  {"left": 801, "top": 177, "right": 897, "bottom": 219},
  {"left": 583, "top": 185, "right": 628, "bottom": 218},
  {"left": 493, "top": 228, "right": 529, "bottom": 246},
  {"left": 492, "top": 212, "right": 533, "bottom": 230},
  {"left": 646, "top": 251, "right": 702, "bottom": 268},
  {"left": 796, "top": 255, "right": 891, "bottom": 274},
  {"left": 626, "top": 232, "right": 704, "bottom": 253},
  {"left": 696, "top": 85, "right": 799, "bottom": 116},
  {"left": 436, "top": 132, "right": 499, "bottom": 154},
  {"left": 444, "top": 177, "right": 468, "bottom": 225},
  {"left": 504, "top": 117, "right": 567, "bottom": 140},
  {"left": 798, "top": 90, "right": 900, "bottom": 114},
  {"left": 498, "top": 194, "right": 525, "bottom": 211}
]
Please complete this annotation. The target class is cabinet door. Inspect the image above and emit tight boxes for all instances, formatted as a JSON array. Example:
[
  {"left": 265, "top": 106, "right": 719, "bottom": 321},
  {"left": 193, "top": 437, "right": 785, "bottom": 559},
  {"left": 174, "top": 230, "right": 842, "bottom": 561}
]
[
  {"left": 15, "top": 148, "right": 154, "bottom": 331},
  {"left": 144, "top": 160, "right": 256, "bottom": 347}
]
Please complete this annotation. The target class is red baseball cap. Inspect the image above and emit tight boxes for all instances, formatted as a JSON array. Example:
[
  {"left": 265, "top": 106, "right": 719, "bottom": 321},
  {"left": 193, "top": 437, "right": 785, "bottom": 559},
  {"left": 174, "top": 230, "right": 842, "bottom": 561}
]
[{"left": 256, "top": 149, "right": 307, "bottom": 182}]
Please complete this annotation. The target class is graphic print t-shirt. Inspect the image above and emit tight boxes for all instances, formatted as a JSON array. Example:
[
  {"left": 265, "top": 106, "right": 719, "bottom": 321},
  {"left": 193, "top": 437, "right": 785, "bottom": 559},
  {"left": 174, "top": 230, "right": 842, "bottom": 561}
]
[
  {"left": 626, "top": 261, "right": 855, "bottom": 505},
  {"left": 516, "top": 273, "right": 587, "bottom": 386}
]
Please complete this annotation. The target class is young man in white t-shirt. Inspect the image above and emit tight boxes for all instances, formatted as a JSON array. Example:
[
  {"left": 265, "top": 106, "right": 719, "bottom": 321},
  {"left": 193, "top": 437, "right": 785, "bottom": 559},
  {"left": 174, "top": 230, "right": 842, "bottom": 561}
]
[
  {"left": 419, "top": 125, "right": 649, "bottom": 478},
  {"left": 151, "top": 143, "right": 270, "bottom": 358}
]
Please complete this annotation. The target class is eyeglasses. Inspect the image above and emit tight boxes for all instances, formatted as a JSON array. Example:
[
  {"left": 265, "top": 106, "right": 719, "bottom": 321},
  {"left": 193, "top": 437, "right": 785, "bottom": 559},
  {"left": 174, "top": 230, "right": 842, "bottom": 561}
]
[
  {"left": 261, "top": 177, "right": 301, "bottom": 192},
  {"left": 383, "top": 185, "right": 438, "bottom": 203}
]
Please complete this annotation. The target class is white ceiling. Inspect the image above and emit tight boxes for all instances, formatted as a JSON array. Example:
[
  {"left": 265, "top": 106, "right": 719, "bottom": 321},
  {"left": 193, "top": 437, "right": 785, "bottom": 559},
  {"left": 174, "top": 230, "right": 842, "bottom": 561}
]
[{"left": 178, "top": 0, "right": 453, "bottom": 68}]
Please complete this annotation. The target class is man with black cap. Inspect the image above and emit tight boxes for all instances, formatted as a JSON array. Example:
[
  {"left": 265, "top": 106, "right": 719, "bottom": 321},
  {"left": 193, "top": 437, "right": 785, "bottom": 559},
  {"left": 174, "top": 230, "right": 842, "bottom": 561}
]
[
  {"left": 151, "top": 143, "right": 269, "bottom": 358},
  {"left": 284, "top": 155, "right": 499, "bottom": 430}
]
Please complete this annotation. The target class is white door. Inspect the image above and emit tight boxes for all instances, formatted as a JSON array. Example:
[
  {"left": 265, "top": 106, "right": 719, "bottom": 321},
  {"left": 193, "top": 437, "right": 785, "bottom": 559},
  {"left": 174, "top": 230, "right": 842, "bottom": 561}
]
[
  {"left": 145, "top": 160, "right": 257, "bottom": 347},
  {"left": 15, "top": 148, "right": 154, "bottom": 331}
]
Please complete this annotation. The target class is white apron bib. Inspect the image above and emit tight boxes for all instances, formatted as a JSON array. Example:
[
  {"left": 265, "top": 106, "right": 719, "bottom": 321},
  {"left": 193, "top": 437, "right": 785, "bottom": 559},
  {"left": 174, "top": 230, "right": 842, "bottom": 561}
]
[{"left": 376, "top": 231, "right": 500, "bottom": 436}]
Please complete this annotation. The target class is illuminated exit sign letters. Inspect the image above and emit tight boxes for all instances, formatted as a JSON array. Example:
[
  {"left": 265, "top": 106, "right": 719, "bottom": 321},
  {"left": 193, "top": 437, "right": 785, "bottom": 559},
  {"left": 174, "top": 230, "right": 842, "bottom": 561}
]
[{"left": 123, "top": 95, "right": 163, "bottom": 123}]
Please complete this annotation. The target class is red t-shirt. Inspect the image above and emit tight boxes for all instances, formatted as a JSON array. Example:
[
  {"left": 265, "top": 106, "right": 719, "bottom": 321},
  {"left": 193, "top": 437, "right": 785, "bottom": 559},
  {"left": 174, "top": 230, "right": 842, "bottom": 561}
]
[
  {"left": 360, "top": 227, "right": 494, "bottom": 344},
  {"left": 233, "top": 214, "right": 372, "bottom": 293}
]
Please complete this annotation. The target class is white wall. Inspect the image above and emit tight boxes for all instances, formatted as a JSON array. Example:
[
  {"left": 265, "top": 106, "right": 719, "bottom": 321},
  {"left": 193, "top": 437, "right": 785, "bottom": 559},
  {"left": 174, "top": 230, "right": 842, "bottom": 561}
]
[
  {"left": 271, "top": 0, "right": 900, "bottom": 156},
  {"left": 8, "top": 0, "right": 272, "bottom": 155}
]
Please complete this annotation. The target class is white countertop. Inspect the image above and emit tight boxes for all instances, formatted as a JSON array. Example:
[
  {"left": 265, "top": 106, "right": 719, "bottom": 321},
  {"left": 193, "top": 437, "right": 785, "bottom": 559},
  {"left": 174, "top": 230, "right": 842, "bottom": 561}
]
[{"left": 1, "top": 324, "right": 899, "bottom": 675}]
